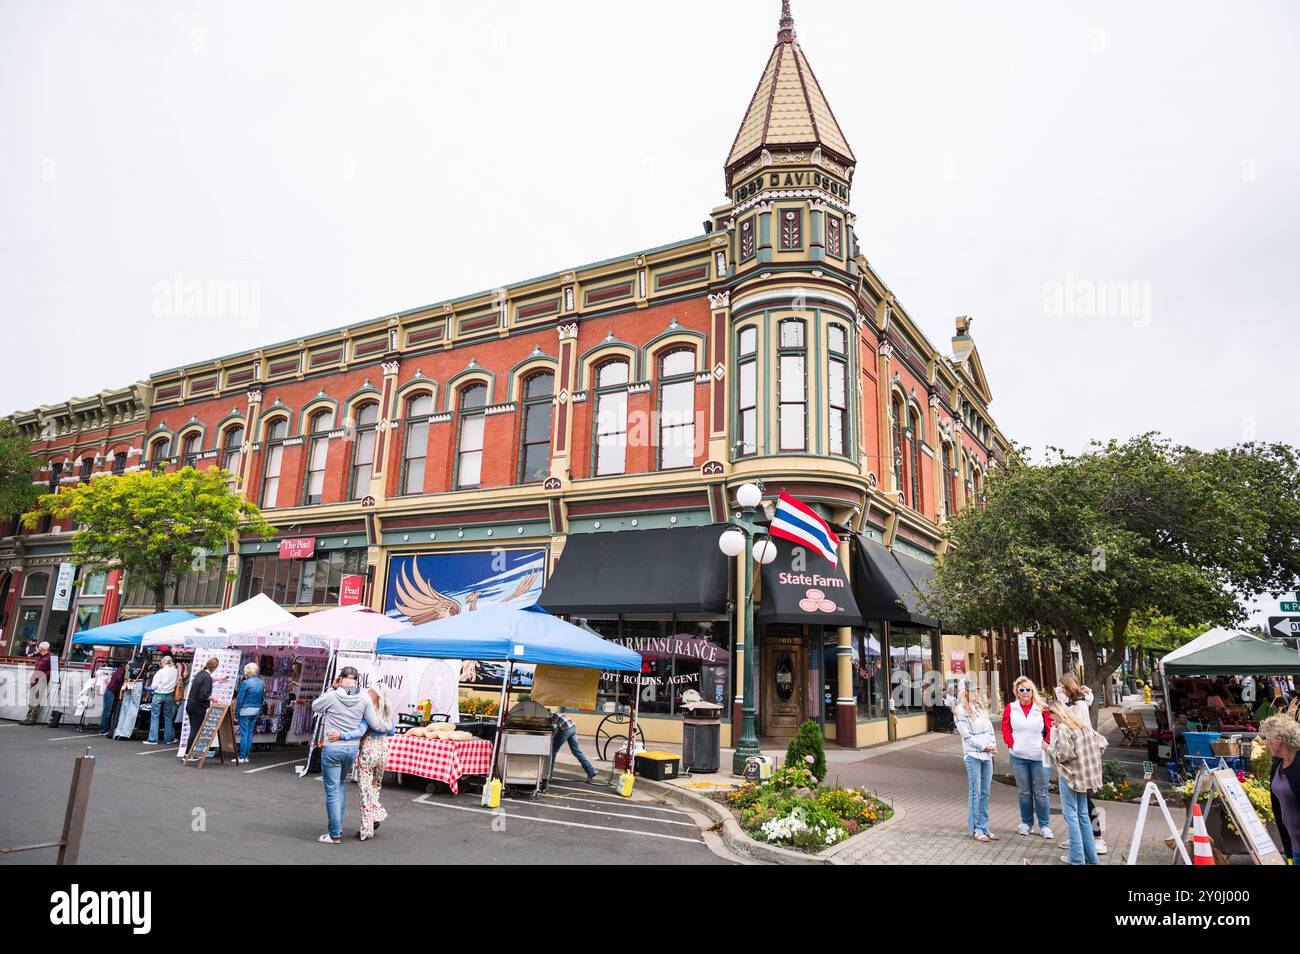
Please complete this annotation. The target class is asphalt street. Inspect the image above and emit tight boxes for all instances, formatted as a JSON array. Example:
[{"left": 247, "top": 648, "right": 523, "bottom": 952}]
[{"left": 0, "top": 721, "right": 730, "bottom": 865}]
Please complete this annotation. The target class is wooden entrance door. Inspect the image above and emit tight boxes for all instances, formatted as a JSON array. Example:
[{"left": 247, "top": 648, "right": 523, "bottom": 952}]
[{"left": 761, "top": 635, "right": 804, "bottom": 737}]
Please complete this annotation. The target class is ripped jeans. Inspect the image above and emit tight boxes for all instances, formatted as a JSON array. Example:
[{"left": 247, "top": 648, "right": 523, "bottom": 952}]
[{"left": 1009, "top": 753, "right": 1051, "bottom": 829}]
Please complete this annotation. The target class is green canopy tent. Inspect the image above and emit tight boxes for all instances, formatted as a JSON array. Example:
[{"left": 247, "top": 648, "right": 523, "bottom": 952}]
[{"left": 1159, "top": 630, "right": 1299, "bottom": 735}]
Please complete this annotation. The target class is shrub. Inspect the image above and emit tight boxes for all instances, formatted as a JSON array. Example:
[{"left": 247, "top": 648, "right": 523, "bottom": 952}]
[
  {"left": 784, "top": 719, "right": 827, "bottom": 780},
  {"left": 769, "top": 763, "right": 819, "bottom": 792},
  {"left": 1101, "top": 760, "right": 1128, "bottom": 787}
]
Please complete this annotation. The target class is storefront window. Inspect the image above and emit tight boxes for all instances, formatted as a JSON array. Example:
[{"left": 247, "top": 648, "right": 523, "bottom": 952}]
[
  {"left": 237, "top": 548, "right": 367, "bottom": 607},
  {"left": 585, "top": 616, "right": 732, "bottom": 718},
  {"left": 125, "top": 560, "right": 226, "bottom": 608},
  {"left": 80, "top": 570, "right": 108, "bottom": 597},
  {"left": 23, "top": 572, "right": 49, "bottom": 598},
  {"left": 889, "top": 626, "right": 936, "bottom": 714}
]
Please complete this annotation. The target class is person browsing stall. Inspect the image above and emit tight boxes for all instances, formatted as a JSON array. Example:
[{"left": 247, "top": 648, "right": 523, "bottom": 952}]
[
  {"left": 234, "top": 663, "right": 266, "bottom": 765},
  {"left": 144, "top": 656, "right": 179, "bottom": 745}
]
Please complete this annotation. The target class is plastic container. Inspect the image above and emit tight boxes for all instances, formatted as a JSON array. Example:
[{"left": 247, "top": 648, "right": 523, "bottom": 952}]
[{"left": 1182, "top": 731, "right": 1222, "bottom": 758}]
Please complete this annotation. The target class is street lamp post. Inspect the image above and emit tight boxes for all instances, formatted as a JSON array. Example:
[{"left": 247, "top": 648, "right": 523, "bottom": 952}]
[{"left": 718, "top": 482, "right": 774, "bottom": 775}]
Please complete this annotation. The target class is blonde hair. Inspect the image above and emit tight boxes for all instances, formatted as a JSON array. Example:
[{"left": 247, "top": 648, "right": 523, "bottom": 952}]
[
  {"left": 1259, "top": 714, "right": 1300, "bottom": 752},
  {"left": 369, "top": 683, "right": 394, "bottom": 726},
  {"left": 1047, "top": 695, "right": 1085, "bottom": 731},
  {"left": 1012, "top": 675, "right": 1044, "bottom": 708},
  {"left": 243, "top": 662, "right": 259, "bottom": 676},
  {"left": 954, "top": 683, "right": 988, "bottom": 718},
  {"left": 1058, "top": 672, "right": 1086, "bottom": 704}
]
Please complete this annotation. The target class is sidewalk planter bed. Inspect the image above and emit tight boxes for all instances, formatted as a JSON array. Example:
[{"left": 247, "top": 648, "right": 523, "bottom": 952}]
[
  {"left": 994, "top": 760, "right": 1142, "bottom": 803},
  {"left": 721, "top": 764, "right": 893, "bottom": 853}
]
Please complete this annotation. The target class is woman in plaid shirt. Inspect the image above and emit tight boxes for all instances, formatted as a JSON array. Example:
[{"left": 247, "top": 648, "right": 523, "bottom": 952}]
[{"left": 1046, "top": 696, "right": 1109, "bottom": 865}]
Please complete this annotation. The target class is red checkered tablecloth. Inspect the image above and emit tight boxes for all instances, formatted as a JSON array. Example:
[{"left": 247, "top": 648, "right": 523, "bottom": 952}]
[{"left": 385, "top": 734, "right": 494, "bottom": 795}]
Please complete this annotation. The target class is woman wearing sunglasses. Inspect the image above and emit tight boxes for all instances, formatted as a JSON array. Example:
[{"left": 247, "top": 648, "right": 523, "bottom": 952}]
[{"left": 1001, "top": 676, "right": 1053, "bottom": 839}]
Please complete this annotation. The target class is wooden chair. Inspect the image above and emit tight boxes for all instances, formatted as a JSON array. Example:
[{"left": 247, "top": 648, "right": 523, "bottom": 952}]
[
  {"left": 1113, "top": 711, "right": 1139, "bottom": 745},
  {"left": 1125, "top": 710, "right": 1152, "bottom": 743}
]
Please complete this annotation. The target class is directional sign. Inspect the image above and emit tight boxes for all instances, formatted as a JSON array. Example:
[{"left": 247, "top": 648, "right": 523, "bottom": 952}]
[
  {"left": 1268, "top": 616, "right": 1300, "bottom": 639},
  {"left": 1280, "top": 601, "right": 1300, "bottom": 613}
]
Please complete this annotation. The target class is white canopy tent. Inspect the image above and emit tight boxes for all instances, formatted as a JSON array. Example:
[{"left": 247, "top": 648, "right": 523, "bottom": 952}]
[{"left": 140, "top": 594, "right": 295, "bottom": 649}]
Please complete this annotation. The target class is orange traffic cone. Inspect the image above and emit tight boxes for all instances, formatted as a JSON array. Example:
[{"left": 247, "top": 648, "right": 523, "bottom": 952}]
[{"left": 1191, "top": 803, "right": 1215, "bottom": 866}]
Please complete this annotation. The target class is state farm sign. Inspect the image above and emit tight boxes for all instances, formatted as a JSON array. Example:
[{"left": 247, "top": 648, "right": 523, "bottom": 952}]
[{"left": 278, "top": 537, "right": 316, "bottom": 560}]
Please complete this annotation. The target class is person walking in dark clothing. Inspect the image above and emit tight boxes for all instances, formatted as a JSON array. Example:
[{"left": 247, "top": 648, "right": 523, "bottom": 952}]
[
  {"left": 184, "top": 657, "right": 221, "bottom": 759},
  {"left": 98, "top": 661, "right": 126, "bottom": 735}
]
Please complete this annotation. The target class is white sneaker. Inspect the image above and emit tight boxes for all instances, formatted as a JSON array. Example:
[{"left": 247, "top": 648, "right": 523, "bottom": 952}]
[
  {"left": 1095, "top": 839, "right": 1108, "bottom": 855},
  {"left": 142, "top": 740, "right": 158, "bottom": 746},
  {"left": 1018, "top": 823, "right": 1031, "bottom": 836},
  {"left": 317, "top": 833, "right": 340, "bottom": 844},
  {"left": 1041, "top": 826, "right": 1054, "bottom": 840}
]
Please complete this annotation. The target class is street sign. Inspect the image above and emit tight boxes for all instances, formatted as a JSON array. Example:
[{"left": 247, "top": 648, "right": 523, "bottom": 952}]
[
  {"left": 1280, "top": 601, "right": 1300, "bottom": 613},
  {"left": 1268, "top": 616, "right": 1300, "bottom": 639}
]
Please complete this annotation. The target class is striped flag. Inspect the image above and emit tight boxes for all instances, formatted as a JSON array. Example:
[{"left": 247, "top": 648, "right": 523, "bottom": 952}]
[{"left": 769, "top": 492, "right": 839, "bottom": 567}]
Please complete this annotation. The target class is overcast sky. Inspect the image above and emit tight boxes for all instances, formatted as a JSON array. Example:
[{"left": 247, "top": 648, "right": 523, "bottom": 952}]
[{"left": 3, "top": 0, "right": 1298, "bottom": 461}]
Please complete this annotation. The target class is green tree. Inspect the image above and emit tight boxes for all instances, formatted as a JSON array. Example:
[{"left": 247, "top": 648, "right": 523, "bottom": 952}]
[
  {"left": 785, "top": 719, "right": 827, "bottom": 780},
  {"left": 23, "top": 466, "right": 273, "bottom": 612},
  {"left": 921, "top": 435, "right": 1300, "bottom": 706},
  {"left": 0, "top": 419, "right": 43, "bottom": 520}
]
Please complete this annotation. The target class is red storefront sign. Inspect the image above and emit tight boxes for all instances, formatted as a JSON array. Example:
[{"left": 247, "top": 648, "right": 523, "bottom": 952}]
[
  {"left": 339, "top": 574, "right": 365, "bottom": 606},
  {"left": 278, "top": 537, "right": 316, "bottom": 560}
]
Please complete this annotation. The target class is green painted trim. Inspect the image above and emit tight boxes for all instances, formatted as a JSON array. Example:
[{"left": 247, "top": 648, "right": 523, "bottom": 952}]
[
  {"left": 443, "top": 367, "right": 496, "bottom": 411},
  {"left": 567, "top": 510, "right": 712, "bottom": 533},
  {"left": 380, "top": 521, "right": 551, "bottom": 546}
]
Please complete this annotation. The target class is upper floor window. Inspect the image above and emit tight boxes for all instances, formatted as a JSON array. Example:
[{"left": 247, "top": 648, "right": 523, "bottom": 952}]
[
  {"left": 828, "top": 326, "right": 848, "bottom": 457},
  {"left": 112, "top": 452, "right": 127, "bottom": 475},
  {"left": 456, "top": 385, "right": 488, "bottom": 489},
  {"left": 658, "top": 349, "right": 696, "bottom": 470},
  {"left": 891, "top": 396, "right": 905, "bottom": 494},
  {"left": 594, "top": 359, "right": 629, "bottom": 476},
  {"left": 80, "top": 569, "right": 108, "bottom": 597},
  {"left": 942, "top": 443, "right": 955, "bottom": 518},
  {"left": 23, "top": 571, "right": 49, "bottom": 598},
  {"left": 180, "top": 431, "right": 201, "bottom": 468},
  {"left": 148, "top": 437, "right": 171, "bottom": 472},
  {"left": 349, "top": 403, "right": 379, "bottom": 499},
  {"left": 737, "top": 327, "right": 758, "bottom": 458},
  {"left": 78, "top": 457, "right": 94, "bottom": 481},
  {"left": 260, "top": 417, "right": 288, "bottom": 509},
  {"left": 303, "top": 409, "right": 335, "bottom": 505},
  {"left": 401, "top": 393, "right": 433, "bottom": 495},
  {"left": 907, "top": 408, "right": 922, "bottom": 512},
  {"left": 519, "top": 373, "right": 554, "bottom": 484},
  {"left": 220, "top": 426, "right": 244, "bottom": 481},
  {"left": 778, "top": 320, "right": 806, "bottom": 451}
]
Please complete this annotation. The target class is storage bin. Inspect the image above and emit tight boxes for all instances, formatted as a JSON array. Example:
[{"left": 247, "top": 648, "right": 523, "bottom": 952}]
[
  {"left": 635, "top": 751, "right": 680, "bottom": 780},
  {"left": 1182, "top": 731, "right": 1221, "bottom": 758}
]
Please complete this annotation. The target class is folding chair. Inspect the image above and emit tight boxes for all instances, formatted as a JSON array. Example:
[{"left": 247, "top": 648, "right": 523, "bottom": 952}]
[
  {"left": 1113, "top": 711, "right": 1138, "bottom": 745},
  {"left": 1125, "top": 710, "right": 1152, "bottom": 743}
]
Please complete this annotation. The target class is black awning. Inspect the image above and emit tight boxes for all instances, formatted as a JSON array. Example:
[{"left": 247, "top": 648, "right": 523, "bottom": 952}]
[
  {"left": 757, "top": 538, "right": 863, "bottom": 627},
  {"left": 852, "top": 535, "right": 939, "bottom": 628},
  {"left": 538, "top": 525, "right": 730, "bottom": 616}
]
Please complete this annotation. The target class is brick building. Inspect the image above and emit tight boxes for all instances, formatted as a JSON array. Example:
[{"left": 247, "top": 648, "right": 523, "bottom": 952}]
[{"left": 3, "top": 3, "right": 1054, "bottom": 744}]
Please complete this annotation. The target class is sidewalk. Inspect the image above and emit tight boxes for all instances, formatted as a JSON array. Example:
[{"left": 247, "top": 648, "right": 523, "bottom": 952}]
[{"left": 554, "top": 697, "right": 1181, "bottom": 865}]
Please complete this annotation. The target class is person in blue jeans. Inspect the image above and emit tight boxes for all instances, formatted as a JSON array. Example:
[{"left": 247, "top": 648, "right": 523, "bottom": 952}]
[
  {"left": 1046, "top": 697, "right": 1106, "bottom": 864},
  {"left": 98, "top": 662, "right": 125, "bottom": 736},
  {"left": 952, "top": 682, "right": 1000, "bottom": 843},
  {"left": 234, "top": 662, "right": 266, "bottom": 764},
  {"left": 311, "top": 666, "right": 387, "bottom": 844},
  {"left": 549, "top": 710, "right": 597, "bottom": 783},
  {"left": 144, "top": 656, "right": 179, "bottom": 745},
  {"left": 1001, "top": 677, "right": 1054, "bottom": 839}
]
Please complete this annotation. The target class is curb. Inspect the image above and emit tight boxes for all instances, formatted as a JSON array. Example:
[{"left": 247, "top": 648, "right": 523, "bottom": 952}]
[{"left": 635, "top": 776, "right": 901, "bottom": 866}]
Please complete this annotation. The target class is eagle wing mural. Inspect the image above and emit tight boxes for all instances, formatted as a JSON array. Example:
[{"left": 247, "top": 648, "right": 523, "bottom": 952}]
[
  {"left": 500, "top": 571, "right": 539, "bottom": 603},
  {"left": 393, "top": 560, "right": 461, "bottom": 625}
]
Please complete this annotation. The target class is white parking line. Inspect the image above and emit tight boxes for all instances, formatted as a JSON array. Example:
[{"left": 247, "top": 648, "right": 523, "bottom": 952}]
[
  {"left": 136, "top": 746, "right": 179, "bottom": 755},
  {"left": 412, "top": 794, "right": 701, "bottom": 843},
  {"left": 244, "top": 758, "right": 305, "bottom": 774},
  {"left": 542, "top": 788, "right": 693, "bottom": 817},
  {"left": 515, "top": 799, "right": 696, "bottom": 827},
  {"left": 46, "top": 734, "right": 93, "bottom": 742}
]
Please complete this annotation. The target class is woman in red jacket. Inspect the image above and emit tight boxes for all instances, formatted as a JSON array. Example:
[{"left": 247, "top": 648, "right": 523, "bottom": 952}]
[{"left": 1002, "top": 676, "right": 1054, "bottom": 839}]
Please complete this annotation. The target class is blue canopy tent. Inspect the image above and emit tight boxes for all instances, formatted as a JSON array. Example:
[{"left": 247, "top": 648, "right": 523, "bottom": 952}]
[
  {"left": 376, "top": 605, "right": 643, "bottom": 801},
  {"left": 376, "top": 604, "right": 642, "bottom": 671},
  {"left": 70, "top": 609, "right": 199, "bottom": 648}
]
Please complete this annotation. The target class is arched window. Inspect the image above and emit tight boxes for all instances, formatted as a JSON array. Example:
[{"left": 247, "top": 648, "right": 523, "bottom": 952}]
[
  {"left": 456, "top": 384, "right": 488, "bottom": 489},
  {"left": 891, "top": 395, "right": 905, "bottom": 495},
  {"left": 23, "top": 572, "right": 49, "bottom": 598},
  {"left": 827, "top": 325, "right": 848, "bottom": 457},
  {"left": 349, "top": 402, "right": 379, "bottom": 499},
  {"left": 658, "top": 349, "right": 695, "bottom": 470},
  {"left": 221, "top": 425, "right": 244, "bottom": 482},
  {"left": 303, "top": 409, "right": 335, "bottom": 505},
  {"left": 778, "top": 319, "right": 805, "bottom": 451},
  {"left": 401, "top": 393, "right": 433, "bottom": 495},
  {"left": 518, "top": 373, "right": 554, "bottom": 483},
  {"left": 149, "top": 436, "right": 171, "bottom": 471},
  {"left": 736, "top": 327, "right": 758, "bottom": 457},
  {"left": 180, "top": 431, "right": 201, "bottom": 468},
  {"left": 594, "top": 359, "right": 629, "bottom": 476},
  {"left": 79, "top": 457, "right": 94, "bottom": 481},
  {"left": 260, "top": 418, "right": 288, "bottom": 508},
  {"left": 907, "top": 408, "right": 922, "bottom": 512},
  {"left": 112, "top": 451, "right": 127, "bottom": 475}
]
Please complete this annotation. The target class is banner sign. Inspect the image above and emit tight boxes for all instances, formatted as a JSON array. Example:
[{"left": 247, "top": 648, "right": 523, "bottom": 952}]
[
  {"left": 279, "top": 537, "right": 316, "bottom": 560},
  {"left": 532, "top": 664, "right": 600, "bottom": 709},
  {"left": 51, "top": 562, "right": 76, "bottom": 612},
  {"left": 339, "top": 574, "right": 365, "bottom": 606}
]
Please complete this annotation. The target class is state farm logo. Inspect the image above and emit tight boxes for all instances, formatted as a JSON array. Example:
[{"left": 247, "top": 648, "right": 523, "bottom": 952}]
[
  {"left": 798, "top": 588, "right": 838, "bottom": 614},
  {"left": 49, "top": 885, "right": 152, "bottom": 934}
]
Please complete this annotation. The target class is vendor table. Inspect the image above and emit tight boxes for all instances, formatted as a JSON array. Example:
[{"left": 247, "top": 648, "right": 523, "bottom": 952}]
[{"left": 385, "top": 734, "right": 493, "bottom": 795}]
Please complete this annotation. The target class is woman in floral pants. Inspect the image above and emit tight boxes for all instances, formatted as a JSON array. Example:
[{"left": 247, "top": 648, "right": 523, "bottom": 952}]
[{"left": 347, "top": 686, "right": 393, "bottom": 841}]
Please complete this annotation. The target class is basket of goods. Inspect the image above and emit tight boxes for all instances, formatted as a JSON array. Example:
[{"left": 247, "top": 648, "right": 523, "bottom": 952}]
[{"left": 1211, "top": 738, "right": 1242, "bottom": 757}]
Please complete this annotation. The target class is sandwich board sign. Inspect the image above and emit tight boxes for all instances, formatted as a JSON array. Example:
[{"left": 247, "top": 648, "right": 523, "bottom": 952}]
[
  {"left": 1210, "top": 768, "right": 1283, "bottom": 865},
  {"left": 184, "top": 703, "right": 237, "bottom": 769}
]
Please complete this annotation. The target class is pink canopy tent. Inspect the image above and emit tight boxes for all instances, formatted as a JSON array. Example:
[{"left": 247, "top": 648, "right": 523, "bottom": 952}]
[{"left": 226, "top": 603, "right": 410, "bottom": 652}]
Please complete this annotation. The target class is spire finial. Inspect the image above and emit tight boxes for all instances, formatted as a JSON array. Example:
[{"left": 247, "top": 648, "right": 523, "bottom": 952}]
[{"left": 778, "top": 0, "right": 796, "bottom": 43}]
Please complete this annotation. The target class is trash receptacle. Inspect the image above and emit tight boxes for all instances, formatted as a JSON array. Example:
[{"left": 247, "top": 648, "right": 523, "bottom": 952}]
[{"left": 681, "top": 701, "right": 722, "bottom": 774}]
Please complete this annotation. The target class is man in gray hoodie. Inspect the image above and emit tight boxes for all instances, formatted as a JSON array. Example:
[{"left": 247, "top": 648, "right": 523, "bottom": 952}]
[{"left": 311, "top": 666, "right": 389, "bottom": 844}]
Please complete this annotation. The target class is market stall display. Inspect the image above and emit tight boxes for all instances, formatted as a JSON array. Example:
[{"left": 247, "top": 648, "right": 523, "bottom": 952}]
[{"left": 386, "top": 732, "right": 493, "bottom": 794}]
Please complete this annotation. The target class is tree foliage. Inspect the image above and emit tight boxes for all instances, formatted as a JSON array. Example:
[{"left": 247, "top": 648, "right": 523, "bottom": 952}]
[
  {"left": 921, "top": 434, "right": 1300, "bottom": 701},
  {"left": 23, "top": 467, "right": 273, "bottom": 612},
  {"left": 0, "top": 419, "right": 43, "bottom": 519}
]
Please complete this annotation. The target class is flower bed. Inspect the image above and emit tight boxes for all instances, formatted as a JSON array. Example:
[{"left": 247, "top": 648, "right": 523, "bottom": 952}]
[{"left": 721, "top": 764, "right": 893, "bottom": 852}]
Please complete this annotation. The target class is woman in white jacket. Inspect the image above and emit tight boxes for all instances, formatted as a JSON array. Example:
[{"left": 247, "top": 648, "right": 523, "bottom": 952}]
[
  {"left": 954, "top": 681, "right": 1000, "bottom": 842},
  {"left": 1055, "top": 673, "right": 1107, "bottom": 854}
]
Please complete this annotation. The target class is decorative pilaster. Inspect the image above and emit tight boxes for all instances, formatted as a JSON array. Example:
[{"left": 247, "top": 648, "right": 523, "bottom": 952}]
[
  {"left": 551, "top": 323, "right": 579, "bottom": 481},
  {"left": 239, "top": 388, "right": 263, "bottom": 499}
]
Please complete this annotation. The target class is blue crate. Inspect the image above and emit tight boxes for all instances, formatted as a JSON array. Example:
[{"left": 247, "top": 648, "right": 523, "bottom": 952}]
[
  {"left": 1182, "top": 731, "right": 1221, "bottom": 757},
  {"left": 1183, "top": 754, "right": 1244, "bottom": 775}
]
